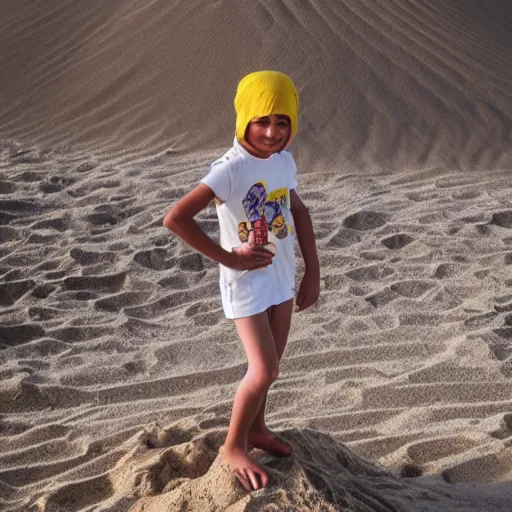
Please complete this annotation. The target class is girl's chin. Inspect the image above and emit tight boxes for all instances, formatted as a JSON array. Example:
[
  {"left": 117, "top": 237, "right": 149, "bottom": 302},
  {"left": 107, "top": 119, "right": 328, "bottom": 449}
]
[{"left": 242, "top": 140, "right": 284, "bottom": 157}]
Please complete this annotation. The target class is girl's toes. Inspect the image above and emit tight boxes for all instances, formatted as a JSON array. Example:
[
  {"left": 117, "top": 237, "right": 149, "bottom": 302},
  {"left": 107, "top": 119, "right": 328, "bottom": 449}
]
[
  {"left": 247, "top": 470, "right": 261, "bottom": 491},
  {"left": 234, "top": 468, "right": 251, "bottom": 491},
  {"left": 258, "top": 469, "right": 269, "bottom": 488}
]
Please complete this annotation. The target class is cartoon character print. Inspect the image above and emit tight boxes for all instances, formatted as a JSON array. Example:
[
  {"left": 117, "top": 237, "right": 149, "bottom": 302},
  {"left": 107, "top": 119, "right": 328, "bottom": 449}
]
[{"left": 238, "top": 182, "right": 290, "bottom": 255}]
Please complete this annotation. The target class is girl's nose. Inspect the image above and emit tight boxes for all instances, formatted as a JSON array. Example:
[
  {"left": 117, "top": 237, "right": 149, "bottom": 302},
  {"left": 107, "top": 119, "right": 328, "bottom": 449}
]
[{"left": 265, "top": 123, "right": 276, "bottom": 138}]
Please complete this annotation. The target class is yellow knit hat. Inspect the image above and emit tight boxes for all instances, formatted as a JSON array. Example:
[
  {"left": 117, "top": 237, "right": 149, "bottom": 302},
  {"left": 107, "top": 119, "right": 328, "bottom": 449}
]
[{"left": 234, "top": 70, "right": 299, "bottom": 149}]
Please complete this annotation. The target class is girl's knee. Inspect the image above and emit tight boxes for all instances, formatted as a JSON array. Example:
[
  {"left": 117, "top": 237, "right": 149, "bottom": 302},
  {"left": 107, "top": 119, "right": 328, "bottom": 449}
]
[
  {"left": 248, "top": 363, "right": 279, "bottom": 390},
  {"left": 268, "top": 365, "right": 279, "bottom": 386},
  {"left": 269, "top": 364, "right": 279, "bottom": 384}
]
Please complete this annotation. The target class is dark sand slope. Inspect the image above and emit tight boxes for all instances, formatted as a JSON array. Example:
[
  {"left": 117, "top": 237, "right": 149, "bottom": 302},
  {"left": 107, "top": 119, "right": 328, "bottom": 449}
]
[
  {"left": 1, "top": 0, "right": 512, "bottom": 171},
  {"left": 1, "top": 1, "right": 512, "bottom": 511}
]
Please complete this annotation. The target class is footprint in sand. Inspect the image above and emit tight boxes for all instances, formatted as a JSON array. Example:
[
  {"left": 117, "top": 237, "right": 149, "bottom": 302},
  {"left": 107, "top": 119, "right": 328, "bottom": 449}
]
[
  {"left": 494, "top": 300, "right": 512, "bottom": 313},
  {"left": 185, "top": 301, "right": 223, "bottom": 326},
  {"left": 133, "top": 248, "right": 176, "bottom": 271},
  {"left": 31, "top": 217, "right": 70, "bottom": 232},
  {"left": 0, "top": 226, "right": 20, "bottom": 243},
  {"left": 69, "top": 178, "right": 120, "bottom": 198},
  {"left": 0, "top": 181, "right": 16, "bottom": 194},
  {"left": 434, "top": 263, "right": 467, "bottom": 279},
  {"left": 95, "top": 291, "right": 153, "bottom": 312},
  {"left": 343, "top": 210, "right": 388, "bottom": 230},
  {"left": 70, "top": 247, "right": 117, "bottom": 266},
  {"left": 390, "top": 280, "right": 436, "bottom": 298},
  {"left": 327, "top": 229, "right": 361, "bottom": 248},
  {"left": 491, "top": 211, "right": 512, "bottom": 229},
  {"left": 0, "top": 211, "right": 18, "bottom": 224},
  {"left": 346, "top": 264, "right": 394, "bottom": 281},
  {"left": 158, "top": 272, "right": 190, "bottom": 289},
  {"left": 58, "top": 290, "right": 98, "bottom": 301},
  {"left": 39, "top": 175, "right": 74, "bottom": 193},
  {"left": 50, "top": 325, "right": 112, "bottom": 343},
  {"left": 74, "top": 161, "right": 97, "bottom": 173},
  {"left": 493, "top": 326, "right": 512, "bottom": 341},
  {"left": 381, "top": 233, "right": 414, "bottom": 250},
  {"left": 442, "top": 447, "right": 512, "bottom": 484},
  {"left": 191, "top": 310, "right": 223, "bottom": 326},
  {"left": 28, "top": 306, "right": 62, "bottom": 321},
  {"left": 17, "top": 170, "right": 42, "bottom": 182},
  {"left": 87, "top": 206, "right": 119, "bottom": 226},
  {"left": 0, "top": 279, "right": 36, "bottom": 306},
  {"left": 178, "top": 253, "right": 204, "bottom": 271},
  {"left": 451, "top": 189, "right": 482, "bottom": 200},
  {"left": 44, "top": 270, "right": 67, "bottom": 280},
  {"left": 488, "top": 413, "right": 512, "bottom": 440},
  {"left": 406, "top": 435, "right": 482, "bottom": 466},
  {"left": 32, "top": 283, "right": 56, "bottom": 299},
  {"left": 0, "top": 199, "right": 46, "bottom": 225},
  {"left": 366, "top": 288, "right": 399, "bottom": 308},
  {"left": 0, "top": 323, "right": 45, "bottom": 348},
  {"left": 63, "top": 271, "right": 127, "bottom": 293}
]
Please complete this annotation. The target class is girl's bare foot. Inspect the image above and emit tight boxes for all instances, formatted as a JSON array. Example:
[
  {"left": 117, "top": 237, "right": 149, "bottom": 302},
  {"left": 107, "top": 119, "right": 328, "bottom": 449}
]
[
  {"left": 223, "top": 444, "right": 269, "bottom": 491},
  {"left": 248, "top": 427, "right": 293, "bottom": 457}
]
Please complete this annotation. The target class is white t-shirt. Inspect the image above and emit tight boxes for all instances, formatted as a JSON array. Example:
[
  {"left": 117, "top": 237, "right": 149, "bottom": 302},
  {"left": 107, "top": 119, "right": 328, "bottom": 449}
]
[{"left": 201, "top": 139, "right": 298, "bottom": 319}]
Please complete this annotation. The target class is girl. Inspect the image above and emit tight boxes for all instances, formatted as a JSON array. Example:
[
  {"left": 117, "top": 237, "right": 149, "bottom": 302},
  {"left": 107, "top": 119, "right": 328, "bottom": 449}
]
[{"left": 163, "top": 70, "right": 320, "bottom": 492}]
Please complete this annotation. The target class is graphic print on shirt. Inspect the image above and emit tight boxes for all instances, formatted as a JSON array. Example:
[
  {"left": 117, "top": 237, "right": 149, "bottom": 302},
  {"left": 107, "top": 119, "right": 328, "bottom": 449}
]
[{"left": 238, "top": 181, "right": 291, "bottom": 255}]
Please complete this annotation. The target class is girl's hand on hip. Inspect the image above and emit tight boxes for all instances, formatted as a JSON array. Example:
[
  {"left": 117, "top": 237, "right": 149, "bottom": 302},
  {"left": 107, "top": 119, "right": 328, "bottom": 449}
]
[
  {"left": 295, "top": 269, "right": 320, "bottom": 312},
  {"left": 230, "top": 243, "right": 273, "bottom": 271}
]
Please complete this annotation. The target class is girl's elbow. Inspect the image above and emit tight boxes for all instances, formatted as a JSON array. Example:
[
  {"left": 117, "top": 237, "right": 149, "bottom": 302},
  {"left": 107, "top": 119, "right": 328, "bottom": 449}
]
[{"left": 163, "top": 209, "right": 180, "bottom": 231}]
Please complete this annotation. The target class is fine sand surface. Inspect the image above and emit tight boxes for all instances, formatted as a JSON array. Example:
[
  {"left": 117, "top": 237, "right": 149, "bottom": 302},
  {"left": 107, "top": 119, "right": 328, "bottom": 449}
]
[{"left": 1, "top": 1, "right": 512, "bottom": 511}]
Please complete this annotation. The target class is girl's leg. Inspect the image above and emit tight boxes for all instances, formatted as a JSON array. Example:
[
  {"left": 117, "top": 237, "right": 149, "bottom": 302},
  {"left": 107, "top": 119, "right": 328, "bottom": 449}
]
[
  {"left": 224, "top": 310, "right": 279, "bottom": 491},
  {"left": 248, "top": 299, "right": 294, "bottom": 456}
]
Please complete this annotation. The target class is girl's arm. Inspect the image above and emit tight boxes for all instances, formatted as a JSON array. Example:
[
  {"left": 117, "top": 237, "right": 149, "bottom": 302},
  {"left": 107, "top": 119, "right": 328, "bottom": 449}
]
[
  {"left": 163, "top": 183, "right": 273, "bottom": 271},
  {"left": 290, "top": 189, "right": 320, "bottom": 311}
]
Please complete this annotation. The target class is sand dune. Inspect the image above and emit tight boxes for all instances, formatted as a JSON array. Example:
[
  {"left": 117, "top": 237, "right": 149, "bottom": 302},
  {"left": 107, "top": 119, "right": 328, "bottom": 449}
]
[
  {"left": 1, "top": 0, "right": 512, "bottom": 171},
  {"left": 1, "top": 1, "right": 512, "bottom": 511}
]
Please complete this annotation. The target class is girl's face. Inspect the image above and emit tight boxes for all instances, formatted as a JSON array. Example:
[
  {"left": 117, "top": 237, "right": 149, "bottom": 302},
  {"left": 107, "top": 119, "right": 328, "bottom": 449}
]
[{"left": 242, "top": 114, "right": 291, "bottom": 158}]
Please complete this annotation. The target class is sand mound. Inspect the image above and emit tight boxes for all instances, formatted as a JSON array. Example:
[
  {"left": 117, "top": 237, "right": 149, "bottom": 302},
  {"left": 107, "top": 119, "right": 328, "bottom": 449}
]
[
  {"left": 127, "top": 427, "right": 394, "bottom": 512},
  {"left": 31, "top": 423, "right": 512, "bottom": 512}
]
